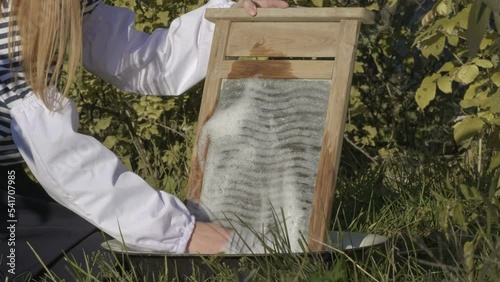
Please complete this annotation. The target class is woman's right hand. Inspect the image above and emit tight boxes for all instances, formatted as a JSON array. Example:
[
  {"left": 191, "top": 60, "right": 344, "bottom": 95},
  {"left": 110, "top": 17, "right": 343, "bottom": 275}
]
[{"left": 186, "top": 222, "right": 232, "bottom": 254}]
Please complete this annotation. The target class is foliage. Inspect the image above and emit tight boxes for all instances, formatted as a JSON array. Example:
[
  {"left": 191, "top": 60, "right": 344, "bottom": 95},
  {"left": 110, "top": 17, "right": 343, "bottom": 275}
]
[{"left": 66, "top": 0, "right": 500, "bottom": 280}]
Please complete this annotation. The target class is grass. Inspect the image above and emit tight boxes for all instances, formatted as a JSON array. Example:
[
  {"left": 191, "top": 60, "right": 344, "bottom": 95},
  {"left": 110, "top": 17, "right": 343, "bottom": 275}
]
[{"left": 11, "top": 153, "right": 500, "bottom": 282}]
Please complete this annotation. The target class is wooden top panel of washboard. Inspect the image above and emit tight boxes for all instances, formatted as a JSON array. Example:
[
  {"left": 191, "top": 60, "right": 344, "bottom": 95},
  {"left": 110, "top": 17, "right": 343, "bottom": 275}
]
[{"left": 186, "top": 8, "right": 373, "bottom": 252}]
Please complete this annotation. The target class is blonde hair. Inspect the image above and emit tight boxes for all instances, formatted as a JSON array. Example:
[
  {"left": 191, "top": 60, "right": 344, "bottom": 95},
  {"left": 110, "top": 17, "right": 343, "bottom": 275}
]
[{"left": 7, "top": 0, "right": 83, "bottom": 109}]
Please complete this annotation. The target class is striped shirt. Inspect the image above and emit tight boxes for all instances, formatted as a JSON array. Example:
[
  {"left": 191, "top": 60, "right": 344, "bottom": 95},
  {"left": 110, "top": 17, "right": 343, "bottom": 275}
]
[{"left": 0, "top": 0, "right": 101, "bottom": 166}]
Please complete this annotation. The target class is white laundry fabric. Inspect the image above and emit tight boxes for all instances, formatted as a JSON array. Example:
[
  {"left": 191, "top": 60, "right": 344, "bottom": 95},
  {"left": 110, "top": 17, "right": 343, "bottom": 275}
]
[{"left": 10, "top": 0, "right": 234, "bottom": 253}]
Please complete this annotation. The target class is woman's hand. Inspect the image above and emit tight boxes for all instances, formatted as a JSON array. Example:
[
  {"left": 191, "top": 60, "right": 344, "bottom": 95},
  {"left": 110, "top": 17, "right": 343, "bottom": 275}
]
[
  {"left": 233, "top": 0, "right": 289, "bottom": 16},
  {"left": 186, "top": 222, "right": 232, "bottom": 254}
]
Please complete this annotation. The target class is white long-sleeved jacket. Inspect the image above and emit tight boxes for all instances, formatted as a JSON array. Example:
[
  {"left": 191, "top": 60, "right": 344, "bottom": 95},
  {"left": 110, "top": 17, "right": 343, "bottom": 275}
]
[{"left": 10, "top": 0, "right": 233, "bottom": 253}]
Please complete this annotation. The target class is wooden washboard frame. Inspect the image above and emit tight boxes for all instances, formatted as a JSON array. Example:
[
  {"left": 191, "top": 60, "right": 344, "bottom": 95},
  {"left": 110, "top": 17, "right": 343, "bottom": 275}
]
[{"left": 186, "top": 8, "right": 374, "bottom": 252}]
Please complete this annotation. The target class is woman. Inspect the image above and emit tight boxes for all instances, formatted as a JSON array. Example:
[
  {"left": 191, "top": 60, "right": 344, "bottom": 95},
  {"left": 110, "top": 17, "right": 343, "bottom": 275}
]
[{"left": 0, "top": 0, "right": 288, "bottom": 280}]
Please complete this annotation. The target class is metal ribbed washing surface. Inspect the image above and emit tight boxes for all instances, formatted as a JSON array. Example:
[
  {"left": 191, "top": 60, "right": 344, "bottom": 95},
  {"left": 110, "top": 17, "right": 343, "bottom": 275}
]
[{"left": 191, "top": 79, "right": 330, "bottom": 251}]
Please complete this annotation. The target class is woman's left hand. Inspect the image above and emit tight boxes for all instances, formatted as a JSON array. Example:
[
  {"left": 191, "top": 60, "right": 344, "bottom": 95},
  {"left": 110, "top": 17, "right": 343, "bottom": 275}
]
[{"left": 233, "top": 0, "right": 289, "bottom": 16}]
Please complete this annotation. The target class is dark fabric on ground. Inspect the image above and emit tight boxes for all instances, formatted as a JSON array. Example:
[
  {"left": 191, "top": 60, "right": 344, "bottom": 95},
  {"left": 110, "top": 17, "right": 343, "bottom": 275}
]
[{"left": 0, "top": 164, "right": 112, "bottom": 281}]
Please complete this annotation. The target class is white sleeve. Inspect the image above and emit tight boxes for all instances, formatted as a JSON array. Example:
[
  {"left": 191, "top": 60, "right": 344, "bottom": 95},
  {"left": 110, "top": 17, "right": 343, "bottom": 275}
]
[
  {"left": 10, "top": 92, "right": 194, "bottom": 253},
  {"left": 82, "top": 0, "right": 234, "bottom": 96}
]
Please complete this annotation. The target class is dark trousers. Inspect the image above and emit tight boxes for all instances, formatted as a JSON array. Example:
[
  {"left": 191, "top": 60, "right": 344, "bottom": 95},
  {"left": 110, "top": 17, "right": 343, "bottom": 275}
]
[{"left": 0, "top": 164, "right": 111, "bottom": 281}]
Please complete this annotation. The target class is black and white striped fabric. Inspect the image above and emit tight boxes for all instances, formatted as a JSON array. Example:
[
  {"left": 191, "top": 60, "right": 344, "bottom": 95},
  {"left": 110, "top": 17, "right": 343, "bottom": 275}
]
[{"left": 0, "top": 0, "right": 101, "bottom": 166}]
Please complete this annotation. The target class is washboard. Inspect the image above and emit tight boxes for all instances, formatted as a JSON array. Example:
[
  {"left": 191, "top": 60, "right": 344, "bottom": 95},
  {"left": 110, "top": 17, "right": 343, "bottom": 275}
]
[{"left": 186, "top": 8, "right": 374, "bottom": 252}]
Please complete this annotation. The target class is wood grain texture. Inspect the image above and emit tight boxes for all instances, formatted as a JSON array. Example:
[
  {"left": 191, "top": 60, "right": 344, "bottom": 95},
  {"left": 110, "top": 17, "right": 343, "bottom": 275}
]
[
  {"left": 222, "top": 60, "right": 334, "bottom": 79},
  {"left": 226, "top": 22, "right": 339, "bottom": 58},
  {"left": 308, "top": 20, "right": 361, "bottom": 252},
  {"left": 186, "top": 20, "right": 231, "bottom": 202},
  {"left": 205, "top": 7, "right": 375, "bottom": 24}
]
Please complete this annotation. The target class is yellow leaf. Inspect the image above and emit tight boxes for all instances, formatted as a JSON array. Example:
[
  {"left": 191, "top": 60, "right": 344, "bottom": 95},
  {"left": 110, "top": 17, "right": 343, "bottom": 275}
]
[
  {"left": 454, "top": 64, "right": 480, "bottom": 85},
  {"left": 437, "top": 76, "right": 452, "bottom": 93}
]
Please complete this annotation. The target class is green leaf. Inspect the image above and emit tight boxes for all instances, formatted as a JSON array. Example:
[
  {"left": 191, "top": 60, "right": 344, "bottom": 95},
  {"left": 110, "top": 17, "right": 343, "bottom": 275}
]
[
  {"left": 103, "top": 135, "right": 118, "bottom": 149},
  {"left": 421, "top": 34, "right": 446, "bottom": 59},
  {"left": 447, "top": 35, "right": 459, "bottom": 46},
  {"left": 467, "top": 2, "right": 491, "bottom": 58},
  {"left": 456, "top": 5, "right": 471, "bottom": 30},
  {"left": 416, "top": 74, "right": 440, "bottom": 109},
  {"left": 437, "top": 76, "right": 452, "bottom": 93},
  {"left": 438, "top": 62, "right": 455, "bottom": 73},
  {"left": 487, "top": 97, "right": 500, "bottom": 113},
  {"left": 463, "top": 241, "right": 475, "bottom": 276},
  {"left": 442, "top": 18, "right": 458, "bottom": 35},
  {"left": 94, "top": 116, "right": 113, "bottom": 133},
  {"left": 454, "top": 64, "right": 480, "bottom": 85},
  {"left": 436, "top": 0, "right": 453, "bottom": 16},
  {"left": 459, "top": 184, "right": 481, "bottom": 200},
  {"left": 451, "top": 202, "right": 466, "bottom": 228},
  {"left": 345, "top": 123, "right": 357, "bottom": 133},
  {"left": 311, "top": 0, "right": 323, "bottom": 7},
  {"left": 460, "top": 99, "right": 481, "bottom": 109},
  {"left": 473, "top": 58, "right": 494, "bottom": 68},
  {"left": 489, "top": 151, "right": 500, "bottom": 171},
  {"left": 491, "top": 72, "right": 500, "bottom": 86},
  {"left": 454, "top": 116, "right": 485, "bottom": 144},
  {"left": 363, "top": 125, "right": 377, "bottom": 137},
  {"left": 354, "top": 61, "right": 364, "bottom": 73}
]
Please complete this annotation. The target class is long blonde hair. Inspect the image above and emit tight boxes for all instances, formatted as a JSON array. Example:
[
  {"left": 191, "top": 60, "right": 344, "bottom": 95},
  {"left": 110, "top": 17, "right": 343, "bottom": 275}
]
[{"left": 7, "top": 0, "right": 83, "bottom": 109}]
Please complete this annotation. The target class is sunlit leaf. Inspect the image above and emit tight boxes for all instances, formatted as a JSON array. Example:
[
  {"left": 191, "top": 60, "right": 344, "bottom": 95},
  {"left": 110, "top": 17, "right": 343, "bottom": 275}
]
[
  {"left": 103, "top": 135, "right": 118, "bottom": 149},
  {"left": 354, "top": 61, "right": 364, "bottom": 73},
  {"left": 455, "top": 5, "right": 471, "bottom": 30},
  {"left": 486, "top": 96, "right": 500, "bottom": 113},
  {"left": 416, "top": 74, "right": 440, "bottom": 109},
  {"left": 464, "top": 241, "right": 475, "bottom": 277},
  {"left": 454, "top": 64, "right": 480, "bottom": 85},
  {"left": 447, "top": 35, "right": 459, "bottom": 46},
  {"left": 491, "top": 72, "right": 500, "bottom": 86},
  {"left": 366, "top": 2, "right": 379, "bottom": 10},
  {"left": 311, "top": 0, "right": 323, "bottom": 7},
  {"left": 94, "top": 116, "right": 113, "bottom": 133},
  {"left": 363, "top": 125, "right": 377, "bottom": 137},
  {"left": 438, "top": 62, "right": 456, "bottom": 73},
  {"left": 437, "top": 76, "right": 452, "bottom": 93},
  {"left": 453, "top": 116, "right": 485, "bottom": 144},
  {"left": 421, "top": 34, "right": 446, "bottom": 59},
  {"left": 436, "top": 0, "right": 453, "bottom": 16},
  {"left": 473, "top": 58, "right": 494, "bottom": 68}
]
